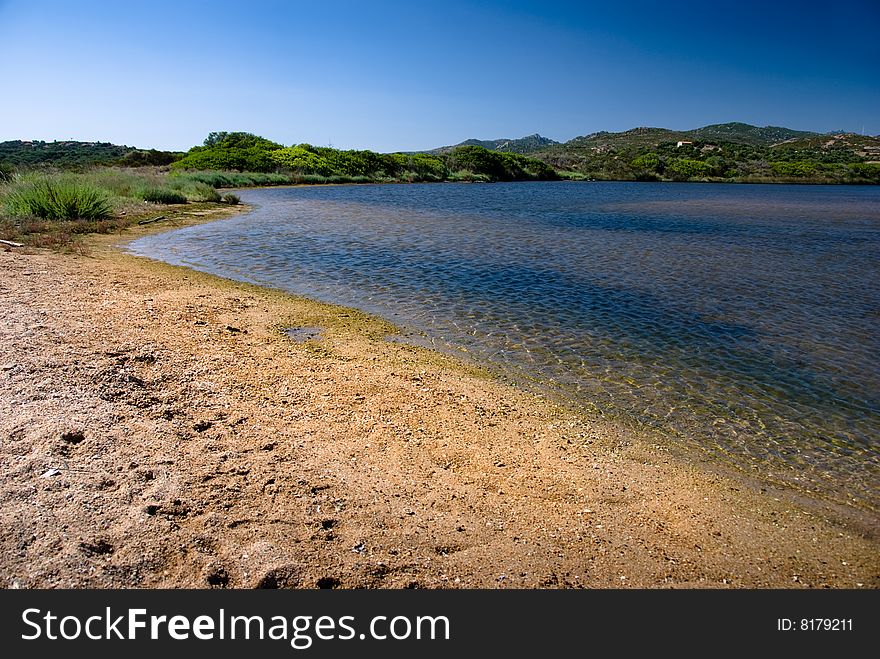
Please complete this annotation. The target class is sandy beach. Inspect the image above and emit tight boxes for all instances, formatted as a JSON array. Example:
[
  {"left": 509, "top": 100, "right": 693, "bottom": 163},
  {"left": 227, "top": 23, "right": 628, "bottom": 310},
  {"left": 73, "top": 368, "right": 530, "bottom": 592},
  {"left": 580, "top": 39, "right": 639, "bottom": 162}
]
[{"left": 0, "top": 209, "right": 877, "bottom": 589}]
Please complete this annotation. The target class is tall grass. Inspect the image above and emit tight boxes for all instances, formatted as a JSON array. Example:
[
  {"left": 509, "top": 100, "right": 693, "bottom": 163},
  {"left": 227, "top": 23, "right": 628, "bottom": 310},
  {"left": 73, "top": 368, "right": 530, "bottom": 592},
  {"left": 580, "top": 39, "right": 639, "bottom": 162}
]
[
  {"left": 4, "top": 176, "right": 112, "bottom": 220},
  {"left": 167, "top": 179, "right": 221, "bottom": 202},
  {"left": 171, "top": 170, "right": 291, "bottom": 188},
  {"left": 140, "top": 187, "right": 187, "bottom": 204},
  {"left": 0, "top": 165, "right": 300, "bottom": 249},
  {"left": 81, "top": 167, "right": 166, "bottom": 196}
]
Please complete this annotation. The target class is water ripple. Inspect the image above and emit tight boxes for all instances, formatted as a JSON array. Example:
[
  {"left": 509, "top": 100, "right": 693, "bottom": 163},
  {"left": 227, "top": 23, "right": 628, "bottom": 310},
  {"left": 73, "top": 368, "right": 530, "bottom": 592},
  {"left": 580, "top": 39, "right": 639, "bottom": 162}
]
[{"left": 129, "top": 182, "right": 880, "bottom": 512}]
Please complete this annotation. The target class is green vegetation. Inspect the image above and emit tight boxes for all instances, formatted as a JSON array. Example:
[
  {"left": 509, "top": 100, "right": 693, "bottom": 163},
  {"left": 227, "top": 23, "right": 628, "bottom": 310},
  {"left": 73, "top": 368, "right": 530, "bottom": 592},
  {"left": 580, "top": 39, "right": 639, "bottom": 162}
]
[
  {"left": 0, "top": 140, "right": 132, "bottom": 168},
  {"left": 1, "top": 123, "right": 875, "bottom": 251},
  {"left": 0, "top": 167, "right": 245, "bottom": 249},
  {"left": 530, "top": 125, "right": 880, "bottom": 184},
  {"left": 430, "top": 133, "right": 559, "bottom": 155},
  {"left": 172, "top": 132, "right": 284, "bottom": 171},
  {"left": 4, "top": 175, "right": 112, "bottom": 220},
  {"left": 848, "top": 163, "right": 880, "bottom": 183},
  {"left": 171, "top": 132, "right": 556, "bottom": 183},
  {"left": 172, "top": 170, "right": 291, "bottom": 188},
  {"left": 445, "top": 146, "right": 557, "bottom": 181},
  {"left": 0, "top": 129, "right": 562, "bottom": 251},
  {"left": 140, "top": 187, "right": 188, "bottom": 204},
  {"left": 0, "top": 140, "right": 182, "bottom": 169},
  {"left": 117, "top": 149, "right": 182, "bottom": 167}
]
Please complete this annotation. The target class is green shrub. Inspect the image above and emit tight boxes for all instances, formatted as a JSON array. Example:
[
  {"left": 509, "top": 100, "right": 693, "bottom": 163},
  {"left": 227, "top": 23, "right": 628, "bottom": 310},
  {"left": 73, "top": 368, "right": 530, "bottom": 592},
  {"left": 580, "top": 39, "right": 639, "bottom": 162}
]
[
  {"left": 631, "top": 153, "right": 660, "bottom": 172},
  {"left": 848, "top": 163, "right": 880, "bottom": 183},
  {"left": 221, "top": 193, "right": 240, "bottom": 205},
  {"left": 116, "top": 149, "right": 182, "bottom": 167},
  {"left": 270, "top": 146, "right": 333, "bottom": 175},
  {"left": 445, "top": 146, "right": 557, "bottom": 181},
  {"left": 5, "top": 176, "right": 112, "bottom": 220},
  {"left": 667, "top": 158, "right": 714, "bottom": 179},
  {"left": 140, "top": 187, "right": 187, "bottom": 204},
  {"left": 391, "top": 153, "right": 448, "bottom": 180},
  {"left": 172, "top": 132, "right": 284, "bottom": 172},
  {"left": 770, "top": 161, "right": 817, "bottom": 177}
]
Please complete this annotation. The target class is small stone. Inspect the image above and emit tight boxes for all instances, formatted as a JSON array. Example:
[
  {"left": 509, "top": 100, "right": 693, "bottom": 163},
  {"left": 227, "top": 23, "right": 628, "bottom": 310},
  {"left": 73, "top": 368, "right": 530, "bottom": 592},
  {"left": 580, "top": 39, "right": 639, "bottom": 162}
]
[
  {"left": 1, "top": 363, "right": 15, "bottom": 371},
  {"left": 352, "top": 542, "right": 366, "bottom": 554},
  {"left": 61, "top": 430, "right": 86, "bottom": 444},
  {"left": 41, "top": 468, "right": 61, "bottom": 478}
]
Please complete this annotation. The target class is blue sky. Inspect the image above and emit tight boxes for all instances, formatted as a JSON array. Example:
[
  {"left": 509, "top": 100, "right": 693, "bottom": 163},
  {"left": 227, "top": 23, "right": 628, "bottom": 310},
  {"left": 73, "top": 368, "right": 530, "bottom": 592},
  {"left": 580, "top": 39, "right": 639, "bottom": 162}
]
[{"left": 0, "top": 0, "right": 877, "bottom": 151}]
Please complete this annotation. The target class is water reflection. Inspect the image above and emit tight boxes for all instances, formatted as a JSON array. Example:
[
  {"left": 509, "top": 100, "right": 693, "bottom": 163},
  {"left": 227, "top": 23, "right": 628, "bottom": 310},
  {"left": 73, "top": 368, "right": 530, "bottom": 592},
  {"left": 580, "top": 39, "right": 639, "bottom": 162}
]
[{"left": 129, "top": 182, "right": 880, "bottom": 512}]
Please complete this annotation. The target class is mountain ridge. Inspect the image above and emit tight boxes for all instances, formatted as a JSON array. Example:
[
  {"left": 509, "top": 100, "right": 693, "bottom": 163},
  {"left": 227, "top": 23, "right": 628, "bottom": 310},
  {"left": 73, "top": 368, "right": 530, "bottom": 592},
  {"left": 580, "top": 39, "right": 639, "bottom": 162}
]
[
  {"left": 428, "top": 133, "right": 559, "bottom": 155},
  {"left": 429, "top": 122, "right": 878, "bottom": 155}
]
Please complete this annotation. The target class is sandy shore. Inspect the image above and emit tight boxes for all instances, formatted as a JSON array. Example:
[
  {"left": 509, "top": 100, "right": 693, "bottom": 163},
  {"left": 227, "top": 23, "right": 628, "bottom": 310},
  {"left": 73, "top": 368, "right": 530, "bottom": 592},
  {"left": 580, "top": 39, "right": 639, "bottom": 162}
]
[{"left": 1, "top": 209, "right": 877, "bottom": 588}]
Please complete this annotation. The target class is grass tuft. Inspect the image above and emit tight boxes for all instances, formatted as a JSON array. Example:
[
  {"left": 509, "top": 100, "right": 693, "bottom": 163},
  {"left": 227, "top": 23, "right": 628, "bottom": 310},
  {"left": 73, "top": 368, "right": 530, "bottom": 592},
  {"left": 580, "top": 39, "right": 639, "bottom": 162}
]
[
  {"left": 140, "top": 187, "right": 187, "bottom": 204},
  {"left": 4, "top": 176, "right": 112, "bottom": 220}
]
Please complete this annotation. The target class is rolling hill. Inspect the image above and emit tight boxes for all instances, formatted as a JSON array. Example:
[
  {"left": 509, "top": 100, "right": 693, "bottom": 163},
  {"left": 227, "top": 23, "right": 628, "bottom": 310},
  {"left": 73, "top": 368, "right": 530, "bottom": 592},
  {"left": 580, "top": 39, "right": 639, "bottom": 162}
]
[
  {"left": 430, "top": 133, "right": 559, "bottom": 155},
  {"left": 0, "top": 140, "right": 182, "bottom": 169}
]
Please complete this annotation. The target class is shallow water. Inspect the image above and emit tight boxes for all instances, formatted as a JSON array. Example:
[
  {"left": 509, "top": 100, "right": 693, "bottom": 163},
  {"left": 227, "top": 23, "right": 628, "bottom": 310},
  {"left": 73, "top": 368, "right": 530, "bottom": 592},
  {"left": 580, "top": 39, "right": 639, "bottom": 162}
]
[{"left": 129, "top": 182, "right": 880, "bottom": 511}]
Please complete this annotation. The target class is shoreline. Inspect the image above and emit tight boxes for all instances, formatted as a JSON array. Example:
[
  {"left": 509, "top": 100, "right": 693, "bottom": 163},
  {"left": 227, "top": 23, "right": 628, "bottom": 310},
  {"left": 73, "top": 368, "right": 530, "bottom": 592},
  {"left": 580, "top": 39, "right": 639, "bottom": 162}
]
[{"left": 0, "top": 207, "right": 877, "bottom": 588}]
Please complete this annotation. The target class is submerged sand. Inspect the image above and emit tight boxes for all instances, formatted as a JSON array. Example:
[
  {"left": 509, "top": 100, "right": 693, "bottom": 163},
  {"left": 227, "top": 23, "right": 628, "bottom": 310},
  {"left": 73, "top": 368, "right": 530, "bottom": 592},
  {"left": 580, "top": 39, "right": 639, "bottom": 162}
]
[{"left": 0, "top": 212, "right": 877, "bottom": 588}]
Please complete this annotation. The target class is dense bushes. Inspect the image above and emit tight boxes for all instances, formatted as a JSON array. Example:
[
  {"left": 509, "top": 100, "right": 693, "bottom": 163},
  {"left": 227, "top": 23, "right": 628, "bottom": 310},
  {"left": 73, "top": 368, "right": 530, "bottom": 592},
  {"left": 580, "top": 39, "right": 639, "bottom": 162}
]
[
  {"left": 269, "top": 145, "right": 452, "bottom": 182},
  {"left": 391, "top": 153, "right": 448, "bottom": 180},
  {"left": 270, "top": 146, "right": 333, "bottom": 175},
  {"left": 848, "top": 163, "right": 880, "bottom": 183},
  {"left": 548, "top": 137, "right": 880, "bottom": 182},
  {"left": 0, "top": 140, "right": 132, "bottom": 168},
  {"left": 173, "top": 133, "right": 559, "bottom": 182},
  {"left": 667, "top": 158, "right": 715, "bottom": 180},
  {"left": 117, "top": 149, "right": 182, "bottom": 167},
  {"left": 770, "top": 161, "right": 819, "bottom": 177},
  {"left": 172, "top": 132, "right": 284, "bottom": 172},
  {"left": 445, "top": 146, "right": 558, "bottom": 181},
  {"left": 630, "top": 153, "right": 661, "bottom": 172}
]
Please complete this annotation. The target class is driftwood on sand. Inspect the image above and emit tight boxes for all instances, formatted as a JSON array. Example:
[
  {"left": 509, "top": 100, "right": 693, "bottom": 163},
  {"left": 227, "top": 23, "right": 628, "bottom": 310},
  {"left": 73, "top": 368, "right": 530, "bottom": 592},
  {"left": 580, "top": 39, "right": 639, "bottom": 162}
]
[{"left": 137, "top": 216, "right": 166, "bottom": 225}]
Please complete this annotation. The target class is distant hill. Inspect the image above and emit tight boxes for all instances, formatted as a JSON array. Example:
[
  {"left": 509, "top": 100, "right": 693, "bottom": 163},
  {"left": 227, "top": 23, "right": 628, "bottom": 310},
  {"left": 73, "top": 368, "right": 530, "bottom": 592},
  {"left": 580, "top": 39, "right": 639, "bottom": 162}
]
[
  {"left": 0, "top": 140, "right": 133, "bottom": 168},
  {"left": 768, "top": 131, "right": 880, "bottom": 156},
  {"left": 688, "top": 122, "right": 817, "bottom": 145},
  {"left": 559, "top": 123, "right": 825, "bottom": 153},
  {"left": 0, "top": 140, "right": 182, "bottom": 169},
  {"left": 526, "top": 122, "right": 880, "bottom": 183},
  {"left": 430, "top": 133, "right": 558, "bottom": 155},
  {"left": 436, "top": 123, "right": 853, "bottom": 157},
  {"left": 564, "top": 127, "right": 689, "bottom": 151},
  {"left": 3, "top": 123, "right": 878, "bottom": 184}
]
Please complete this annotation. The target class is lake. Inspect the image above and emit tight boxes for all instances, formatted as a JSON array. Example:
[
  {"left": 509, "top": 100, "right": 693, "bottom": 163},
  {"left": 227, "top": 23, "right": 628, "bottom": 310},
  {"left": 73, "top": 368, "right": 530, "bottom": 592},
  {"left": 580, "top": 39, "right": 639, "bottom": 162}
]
[{"left": 129, "top": 182, "right": 880, "bottom": 512}]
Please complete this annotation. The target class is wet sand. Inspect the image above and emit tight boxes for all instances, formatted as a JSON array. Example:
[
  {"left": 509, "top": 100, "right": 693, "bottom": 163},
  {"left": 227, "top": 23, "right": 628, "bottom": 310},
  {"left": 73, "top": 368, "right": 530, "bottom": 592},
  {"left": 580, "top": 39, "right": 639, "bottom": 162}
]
[{"left": 0, "top": 209, "right": 877, "bottom": 588}]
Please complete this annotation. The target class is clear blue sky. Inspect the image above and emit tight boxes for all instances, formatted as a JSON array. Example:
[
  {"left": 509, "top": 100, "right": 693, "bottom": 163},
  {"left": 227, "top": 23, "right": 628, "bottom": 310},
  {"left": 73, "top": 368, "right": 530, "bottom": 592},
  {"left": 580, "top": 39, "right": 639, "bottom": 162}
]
[{"left": 1, "top": 0, "right": 877, "bottom": 151}]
